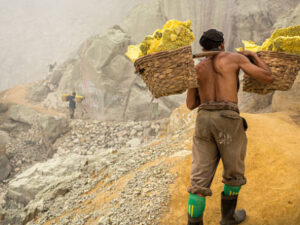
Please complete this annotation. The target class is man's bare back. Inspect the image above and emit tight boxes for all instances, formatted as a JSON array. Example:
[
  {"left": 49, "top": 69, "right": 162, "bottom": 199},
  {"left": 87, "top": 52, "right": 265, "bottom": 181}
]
[
  {"left": 196, "top": 52, "right": 241, "bottom": 103},
  {"left": 186, "top": 51, "right": 274, "bottom": 110}
]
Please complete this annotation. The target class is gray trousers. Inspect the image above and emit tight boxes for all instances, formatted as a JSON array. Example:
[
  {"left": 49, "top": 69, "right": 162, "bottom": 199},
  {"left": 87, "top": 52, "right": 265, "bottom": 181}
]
[
  {"left": 69, "top": 107, "right": 75, "bottom": 119},
  {"left": 188, "top": 109, "right": 247, "bottom": 196}
]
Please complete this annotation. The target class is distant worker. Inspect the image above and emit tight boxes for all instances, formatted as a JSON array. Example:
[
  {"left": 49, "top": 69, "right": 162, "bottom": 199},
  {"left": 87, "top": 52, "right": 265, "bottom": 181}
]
[
  {"left": 186, "top": 29, "right": 274, "bottom": 225},
  {"left": 48, "top": 62, "right": 57, "bottom": 72},
  {"left": 67, "top": 92, "right": 76, "bottom": 119}
]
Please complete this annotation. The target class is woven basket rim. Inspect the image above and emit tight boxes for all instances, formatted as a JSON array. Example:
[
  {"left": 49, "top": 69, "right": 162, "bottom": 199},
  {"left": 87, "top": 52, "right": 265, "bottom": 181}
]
[
  {"left": 257, "top": 50, "right": 300, "bottom": 59},
  {"left": 134, "top": 45, "right": 192, "bottom": 67}
]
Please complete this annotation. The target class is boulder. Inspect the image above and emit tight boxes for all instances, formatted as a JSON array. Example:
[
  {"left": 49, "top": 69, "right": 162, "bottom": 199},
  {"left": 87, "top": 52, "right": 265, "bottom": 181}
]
[
  {"left": 0, "top": 103, "right": 9, "bottom": 113},
  {"left": 167, "top": 104, "right": 196, "bottom": 134},
  {"left": 28, "top": 84, "right": 50, "bottom": 102},
  {"left": 7, "top": 154, "right": 87, "bottom": 205},
  {"left": 8, "top": 105, "right": 69, "bottom": 143},
  {"left": 120, "top": 0, "right": 166, "bottom": 43},
  {"left": 8, "top": 105, "right": 39, "bottom": 125},
  {"left": 38, "top": 114, "right": 70, "bottom": 143},
  {"left": 0, "top": 130, "right": 11, "bottom": 146},
  {"left": 0, "top": 145, "right": 11, "bottom": 181}
]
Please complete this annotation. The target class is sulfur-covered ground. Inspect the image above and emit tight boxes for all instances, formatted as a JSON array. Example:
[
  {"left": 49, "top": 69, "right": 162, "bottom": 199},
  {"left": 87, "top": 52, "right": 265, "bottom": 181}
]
[{"left": 161, "top": 106, "right": 300, "bottom": 225}]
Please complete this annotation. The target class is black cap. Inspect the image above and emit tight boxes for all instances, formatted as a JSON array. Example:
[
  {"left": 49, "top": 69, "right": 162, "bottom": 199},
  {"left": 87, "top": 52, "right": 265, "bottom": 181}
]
[{"left": 200, "top": 29, "right": 224, "bottom": 51}]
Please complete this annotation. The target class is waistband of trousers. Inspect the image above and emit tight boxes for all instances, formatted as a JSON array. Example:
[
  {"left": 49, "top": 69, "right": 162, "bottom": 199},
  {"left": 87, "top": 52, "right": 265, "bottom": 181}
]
[{"left": 197, "top": 101, "right": 240, "bottom": 113}]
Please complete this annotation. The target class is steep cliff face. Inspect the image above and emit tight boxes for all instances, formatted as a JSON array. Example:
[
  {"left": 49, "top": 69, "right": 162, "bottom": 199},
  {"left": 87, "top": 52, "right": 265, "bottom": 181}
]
[
  {"left": 28, "top": 0, "right": 300, "bottom": 120},
  {"left": 274, "top": 2, "right": 300, "bottom": 28}
]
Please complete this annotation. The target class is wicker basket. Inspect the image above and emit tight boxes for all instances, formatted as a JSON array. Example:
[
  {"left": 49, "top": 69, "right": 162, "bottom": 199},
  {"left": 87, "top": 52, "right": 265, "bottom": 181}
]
[
  {"left": 62, "top": 94, "right": 69, "bottom": 102},
  {"left": 134, "top": 46, "right": 198, "bottom": 98},
  {"left": 75, "top": 96, "right": 84, "bottom": 103},
  {"left": 243, "top": 51, "right": 300, "bottom": 94}
]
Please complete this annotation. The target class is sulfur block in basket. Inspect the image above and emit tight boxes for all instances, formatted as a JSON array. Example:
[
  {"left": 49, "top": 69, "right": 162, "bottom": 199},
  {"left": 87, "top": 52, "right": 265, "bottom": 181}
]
[
  {"left": 62, "top": 94, "right": 69, "bottom": 102},
  {"left": 126, "top": 19, "right": 195, "bottom": 63},
  {"left": 236, "top": 25, "right": 300, "bottom": 54}
]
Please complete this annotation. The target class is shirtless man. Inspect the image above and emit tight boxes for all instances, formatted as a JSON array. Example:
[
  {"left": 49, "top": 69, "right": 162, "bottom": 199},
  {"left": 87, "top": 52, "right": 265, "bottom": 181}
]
[{"left": 186, "top": 29, "right": 274, "bottom": 225}]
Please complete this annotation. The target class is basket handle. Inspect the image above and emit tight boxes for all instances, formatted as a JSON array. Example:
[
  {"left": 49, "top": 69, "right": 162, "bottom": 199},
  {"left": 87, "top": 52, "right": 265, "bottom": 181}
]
[{"left": 192, "top": 51, "right": 220, "bottom": 58}]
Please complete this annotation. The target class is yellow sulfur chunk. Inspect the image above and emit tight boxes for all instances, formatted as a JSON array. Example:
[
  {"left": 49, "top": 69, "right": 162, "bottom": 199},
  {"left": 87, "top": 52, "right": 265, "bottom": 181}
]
[
  {"left": 125, "top": 19, "right": 195, "bottom": 62},
  {"left": 148, "top": 39, "right": 161, "bottom": 54},
  {"left": 269, "top": 25, "right": 300, "bottom": 40},
  {"left": 261, "top": 38, "right": 271, "bottom": 50},
  {"left": 235, "top": 47, "right": 244, "bottom": 52},
  {"left": 272, "top": 36, "right": 300, "bottom": 54},
  {"left": 184, "top": 19, "right": 192, "bottom": 29},
  {"left": 261, "top": 25, "right": 300, "bottom": 50},
  {"left": 170, "top": 34, "right": 178, "bottom": 41},
  {"left": 236, "top": 25, "right": 300, "bottom": 55},
  {"left": 241, "top": 40, "right": 262, "bottom": 52},
  {"left": 157, "top": 26, "right": 195, "bottom": 51},
  {"left": 174, "top": 26, "right": 182, "bottom": 35},
  {"left": 153, "top": 29, "right": 163, "bottom": 39},
  {"left": 139, "top": 35, "right": 155, "bottom": 55},
  {"left": 125, "top": 45, "right": 142, "bottom": 63},
  {"left": 265, "top": 26, "right": 300, "bottom": 50}
]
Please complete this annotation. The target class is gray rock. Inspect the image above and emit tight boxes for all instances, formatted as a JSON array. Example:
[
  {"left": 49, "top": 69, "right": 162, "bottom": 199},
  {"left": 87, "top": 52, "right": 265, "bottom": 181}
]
[
  {"left": 28, "top": 84, "right": 51, "bottom": 102},
  {"left": 7, "top": 154, "right": 86, "bottom": 204},
  {"left": 38, "top": 115, "right": 70, "bottom": 143},
  {"left": 0, "top": 130, "right": 10, "bottom": 146},
  {"left": 8, "top": 105, "right": 69, "bottom": 143},
  {"left": 126, "top": 138, "right": 141, "bottom": 147},
  {"left": 8, "top": 105, "right": 40, "bottom": 125},
  {"left": 0, "top": 145, "right": 11, "bottom": 181},
  {"left": 0, "top": 103, "right": 9, "bottom": 113}
]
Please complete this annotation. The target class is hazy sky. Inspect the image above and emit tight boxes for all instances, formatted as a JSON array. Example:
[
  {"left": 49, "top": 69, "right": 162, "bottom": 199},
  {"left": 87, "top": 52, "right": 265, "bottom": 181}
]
[{"left": 0, "top": 0, "right": 149, "bottom": 91}]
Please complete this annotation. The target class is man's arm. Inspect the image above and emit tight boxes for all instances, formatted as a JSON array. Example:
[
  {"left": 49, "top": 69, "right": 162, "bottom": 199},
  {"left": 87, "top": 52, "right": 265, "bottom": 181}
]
[
  {"left": 186, "top": 88, "right": 200, "bottom": 110},
  {"left": 238, "top": 51, "right": 274, "bottom": 84}
]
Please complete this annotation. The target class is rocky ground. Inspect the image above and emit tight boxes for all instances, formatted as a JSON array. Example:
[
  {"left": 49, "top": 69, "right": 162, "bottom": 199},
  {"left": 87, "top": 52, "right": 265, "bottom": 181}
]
[
  {"left": 1, "top": 102, "right": 300, "bottom": 225},
  {"left": 0, "top": 104, "right": 190, "bottom": 225}
]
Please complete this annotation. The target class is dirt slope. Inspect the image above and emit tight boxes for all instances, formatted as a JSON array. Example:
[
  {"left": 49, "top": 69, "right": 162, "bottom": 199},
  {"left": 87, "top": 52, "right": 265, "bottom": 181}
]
[
  {"left": 0, "top": 83, "right": 64, "bottom": 116},
  {"left": 161, "top": 109, "right": 300, "bottom": 225}
]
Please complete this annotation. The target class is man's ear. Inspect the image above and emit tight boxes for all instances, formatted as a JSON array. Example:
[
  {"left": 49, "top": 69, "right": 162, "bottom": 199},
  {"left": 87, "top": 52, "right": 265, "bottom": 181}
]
[{"left": 220, "top": 42, "right": 225, "bottom": 51}]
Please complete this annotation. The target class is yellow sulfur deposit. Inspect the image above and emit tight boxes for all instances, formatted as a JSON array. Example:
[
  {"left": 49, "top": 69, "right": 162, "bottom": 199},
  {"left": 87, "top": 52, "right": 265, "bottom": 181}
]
[
  {"left": 239, "top": 40, "right": 261, "bottom": 52},
  {"left": 125, "top": 19, "right": 195, "bottom": 62},
  {"left": 272, "top": 36, "right": 300, "bottom": 54},
  {"left": 236, "top": 25, "right": 300, "bottom": 54},
  {"left": 125, "top": 45, "right": 142, "bottom": 62}
]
